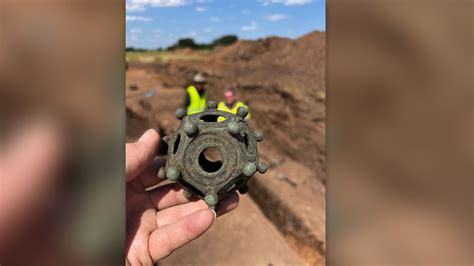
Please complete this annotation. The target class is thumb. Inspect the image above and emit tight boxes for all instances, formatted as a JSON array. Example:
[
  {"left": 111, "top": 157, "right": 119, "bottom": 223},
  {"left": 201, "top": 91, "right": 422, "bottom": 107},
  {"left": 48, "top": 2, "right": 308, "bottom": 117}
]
[
  {"left": 0, "top": 118, "right": 64, "bottom": 245},
  {"left": 126, "top": 129, "right": 159, "bottom": 182}
]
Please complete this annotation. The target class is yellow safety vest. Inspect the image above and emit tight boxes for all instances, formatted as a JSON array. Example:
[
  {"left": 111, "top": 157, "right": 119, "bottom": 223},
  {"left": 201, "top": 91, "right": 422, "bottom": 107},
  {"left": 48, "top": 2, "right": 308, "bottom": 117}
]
[
  {"left": 186, "top": 85, "right": 206, "bottom": 115},
  {"left": 217, "top": 101, "right": 251, "bottom": 121}
]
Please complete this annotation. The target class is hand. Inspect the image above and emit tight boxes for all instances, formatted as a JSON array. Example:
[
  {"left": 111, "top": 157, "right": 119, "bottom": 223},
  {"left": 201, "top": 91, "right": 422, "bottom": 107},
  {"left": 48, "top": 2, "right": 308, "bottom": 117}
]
[
  {"left": 0, "top": 119, "right": 65, "bottom": 260},
  {"left": 126, "top": 129, "right": 239, "bottom": 265}
]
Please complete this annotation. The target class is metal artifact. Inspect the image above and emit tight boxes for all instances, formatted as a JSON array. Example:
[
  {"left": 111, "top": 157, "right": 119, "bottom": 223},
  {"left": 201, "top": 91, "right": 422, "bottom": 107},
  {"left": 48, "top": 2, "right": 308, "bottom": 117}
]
[{"left": 159, "top": 101, "right": 267, "bottom": 208}]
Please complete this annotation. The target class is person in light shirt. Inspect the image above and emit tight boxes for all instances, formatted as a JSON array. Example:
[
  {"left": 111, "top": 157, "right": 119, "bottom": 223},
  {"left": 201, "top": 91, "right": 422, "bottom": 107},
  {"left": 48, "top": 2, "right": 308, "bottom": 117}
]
[{"left": 217, "top": 88, "right": 251, "bottom": 122}]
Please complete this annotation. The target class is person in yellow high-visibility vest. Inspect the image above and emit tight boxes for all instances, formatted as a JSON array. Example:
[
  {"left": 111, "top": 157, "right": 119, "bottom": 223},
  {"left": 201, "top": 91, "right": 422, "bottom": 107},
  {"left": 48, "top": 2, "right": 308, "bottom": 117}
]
[
  {"left": 183, "top": 73, "right": 207, "bottom": 115},
  {"left": 217, "top": 88, "right": 251, "bottom": 121}
]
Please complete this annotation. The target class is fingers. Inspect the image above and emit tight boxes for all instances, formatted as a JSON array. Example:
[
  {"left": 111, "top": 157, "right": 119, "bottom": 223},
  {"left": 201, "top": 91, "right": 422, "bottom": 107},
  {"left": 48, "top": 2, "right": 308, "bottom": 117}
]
[
  {"left": 215, "top": 192, "right": 240, "bottom": 217},
  {"left": 148, "top": 183, "right": 192, "bottom": 210},
  {"left": 149, "top": 208, "right": 215, "bottom": 261},
  {"left": 139, "top": 158, "right": 166, "bottom": 188},
  {"left": 126, "top": 129, "right": 159, "bottom": 183},
  {"left": 149, "top": 182, "right": 240, "bottom": 212},
  {"left": 155, "top": 192, "right": 240, "bottom": 228},
  {"left": 156, "top": 200, "right": 208, "bottom": 227},
  {"left": 126, "top": 207, "right": 157, "bottom": 266}
]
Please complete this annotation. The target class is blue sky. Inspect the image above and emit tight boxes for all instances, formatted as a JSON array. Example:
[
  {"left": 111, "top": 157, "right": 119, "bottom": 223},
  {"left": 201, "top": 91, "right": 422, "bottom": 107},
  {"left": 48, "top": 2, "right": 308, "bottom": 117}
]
[{"left": 126, "top": 0, "right": 325, "bottom": 49}]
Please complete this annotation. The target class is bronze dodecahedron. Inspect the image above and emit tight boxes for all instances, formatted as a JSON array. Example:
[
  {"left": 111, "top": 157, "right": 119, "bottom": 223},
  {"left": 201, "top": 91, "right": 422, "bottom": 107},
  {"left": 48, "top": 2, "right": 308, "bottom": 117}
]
[{"left": 159, "top": 102, "right": 267, "bottom": 208}]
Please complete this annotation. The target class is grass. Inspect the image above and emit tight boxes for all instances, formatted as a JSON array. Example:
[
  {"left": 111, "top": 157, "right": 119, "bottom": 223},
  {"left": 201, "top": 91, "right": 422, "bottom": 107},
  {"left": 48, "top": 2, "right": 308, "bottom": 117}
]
[{"left": 126, "top": 51, "right": 206, "bottom": 63}]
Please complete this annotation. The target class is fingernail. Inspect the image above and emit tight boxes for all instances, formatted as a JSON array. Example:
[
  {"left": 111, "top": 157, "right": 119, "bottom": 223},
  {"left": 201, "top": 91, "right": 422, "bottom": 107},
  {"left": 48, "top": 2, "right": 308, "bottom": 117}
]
[
  {"left": 139, "top": 129, "right": 156, "bottom": 142},
  {"left": 210, "top": 208, "right": 217, "bottom": 219}
]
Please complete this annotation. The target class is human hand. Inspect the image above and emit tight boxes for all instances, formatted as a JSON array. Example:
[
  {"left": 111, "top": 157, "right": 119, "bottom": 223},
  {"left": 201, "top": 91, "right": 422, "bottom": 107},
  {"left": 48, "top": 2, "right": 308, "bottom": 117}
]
[
  {"left": 126, "top": 129, "right": 239, "bottom": 265},
  {"left": 0, "top": 119, "right": 65, "bottom": 261}
]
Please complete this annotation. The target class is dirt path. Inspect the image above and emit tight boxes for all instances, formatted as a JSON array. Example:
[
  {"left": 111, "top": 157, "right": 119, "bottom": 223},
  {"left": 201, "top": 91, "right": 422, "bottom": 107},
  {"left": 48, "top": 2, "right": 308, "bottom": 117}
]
[{"left": 161, "top": 194, "right": 304, "bottom": 266}]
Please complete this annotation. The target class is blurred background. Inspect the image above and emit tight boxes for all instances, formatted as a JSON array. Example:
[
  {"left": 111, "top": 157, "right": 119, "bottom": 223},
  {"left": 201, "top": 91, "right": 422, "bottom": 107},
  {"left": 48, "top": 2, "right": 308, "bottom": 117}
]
[
  {"left": 0, "top": 0, "right": 125, "bottom": 264},
  {"left": 327, "top": 0, "right": 472, "bottom": 264},
  {"left": 125, "top": 0, "right": 326, "bottom": 265}
]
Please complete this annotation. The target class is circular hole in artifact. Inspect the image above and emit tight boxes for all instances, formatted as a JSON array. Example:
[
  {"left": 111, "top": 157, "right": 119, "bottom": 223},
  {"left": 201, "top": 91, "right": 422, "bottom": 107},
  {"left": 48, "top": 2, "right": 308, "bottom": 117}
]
[
  {"left": 173, "top": 134, "right": 181, "bottom": 154},
  {"left": 199, "top": 114, "right": 225, "bottom": 123},
  {"left": 199, "top": 147, "right": 223, "bottom": 173}
]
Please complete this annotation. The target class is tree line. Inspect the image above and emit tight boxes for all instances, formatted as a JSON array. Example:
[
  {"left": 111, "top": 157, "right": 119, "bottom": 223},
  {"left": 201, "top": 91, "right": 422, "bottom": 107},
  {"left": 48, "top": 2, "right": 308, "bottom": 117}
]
[{"left": 126, "top": 35, "right": 238, "bottom": 52}]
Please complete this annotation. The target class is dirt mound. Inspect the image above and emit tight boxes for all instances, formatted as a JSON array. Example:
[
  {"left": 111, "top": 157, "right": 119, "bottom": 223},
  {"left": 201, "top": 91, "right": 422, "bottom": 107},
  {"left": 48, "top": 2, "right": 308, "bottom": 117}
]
[
  {"left": 205, "top": 31, "right": 326, "bottom": 180},
  {"left": 208, "top": 31, "right": 325, "bottom": 97},
  {"left": 210, "top": 36, "right": 293, "bottom": 63}
]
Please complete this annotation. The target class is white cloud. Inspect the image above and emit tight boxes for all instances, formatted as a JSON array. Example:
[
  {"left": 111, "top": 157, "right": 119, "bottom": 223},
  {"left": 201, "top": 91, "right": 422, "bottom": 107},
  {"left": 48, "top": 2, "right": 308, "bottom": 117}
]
[
  {"left": 203, "top": 27, "right": 213, "bottom": 33},
  {"left": 126, "top": 0, "right": 189, "bottom": 12},
  {"left": 195, "top": 6, "right": 207, "bottom": 12},
  {"left": 128, "top": 28, "right": 143, "bottom": 42},
  {"left": 241, "top": 21, "right": 259, "bottom": 32},
  {"left": 126, "top": 15, "right": 153, "bottom": 22},
  {"left": 126, "top": 2, "right": 146, "bottom": 12},
  {"left": 130, "top": 28, "right": 143, "bottom": 34},
  {"left": 210, "top": 16, "right": 220, "bottom": 22},
  {"left": 127, "top": 35, "right": 139, "bottom": 42},
  {"left": 264, "top": 13, "right": 288, "bottom": 21},
  {"left": 181, "top": 30, "right": 198, "bottom": 38},
  {"left": 259, "top": 0, "right": 312, "bottom": 6}
]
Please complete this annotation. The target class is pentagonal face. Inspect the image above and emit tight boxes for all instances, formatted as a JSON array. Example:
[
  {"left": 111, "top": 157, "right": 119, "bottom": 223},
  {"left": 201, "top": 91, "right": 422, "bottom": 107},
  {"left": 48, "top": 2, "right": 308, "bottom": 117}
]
[
  {"left": 182, "top": 130, "right": 242, "bottom": 192},
  {"left": 165, "top": 109, "right": 262, "bottom": 201}
]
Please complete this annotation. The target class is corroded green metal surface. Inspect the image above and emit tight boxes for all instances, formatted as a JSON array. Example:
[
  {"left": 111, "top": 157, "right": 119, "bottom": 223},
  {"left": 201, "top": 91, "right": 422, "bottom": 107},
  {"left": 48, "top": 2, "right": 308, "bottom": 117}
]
[{"left": 160, "top": 102, "right": 267, "bottom": 208}]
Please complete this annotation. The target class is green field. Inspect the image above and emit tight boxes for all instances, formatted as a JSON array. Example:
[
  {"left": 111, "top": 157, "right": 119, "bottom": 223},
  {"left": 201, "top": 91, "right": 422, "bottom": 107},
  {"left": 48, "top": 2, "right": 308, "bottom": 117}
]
[{"left": 126, "top": 51, "right": 206, "bottom": 63}]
